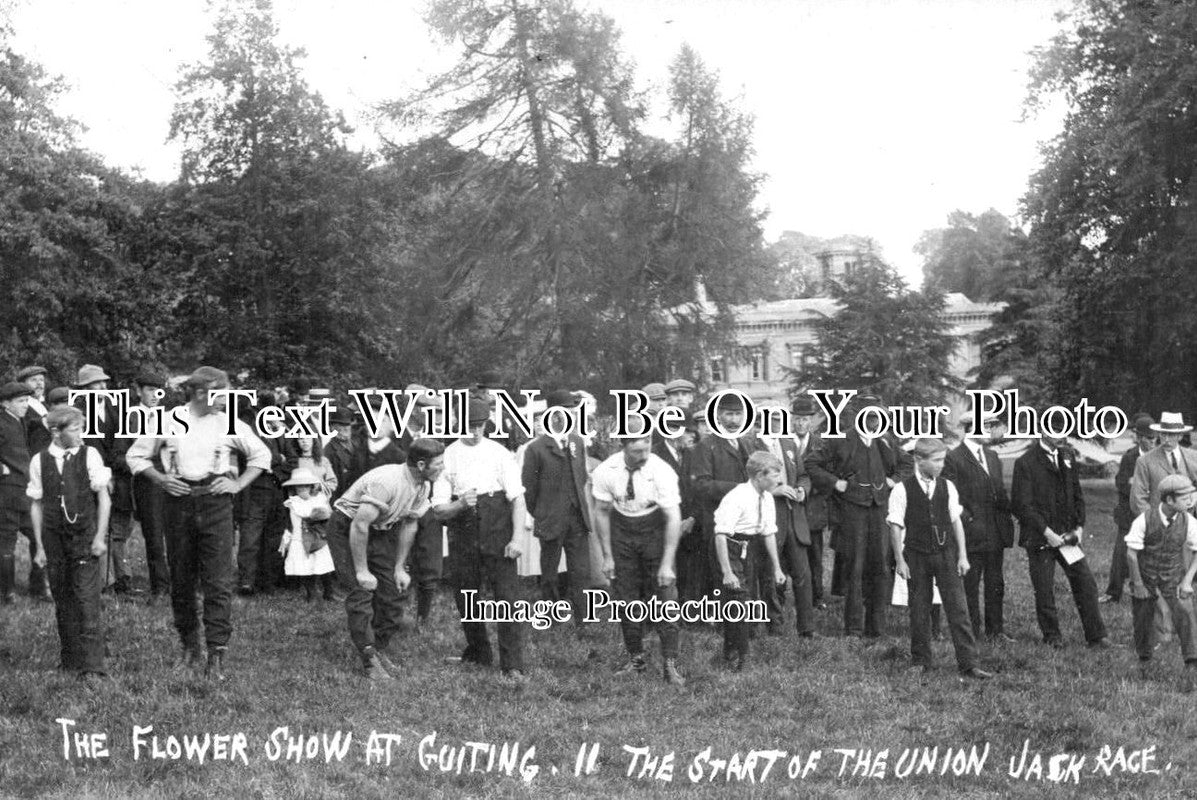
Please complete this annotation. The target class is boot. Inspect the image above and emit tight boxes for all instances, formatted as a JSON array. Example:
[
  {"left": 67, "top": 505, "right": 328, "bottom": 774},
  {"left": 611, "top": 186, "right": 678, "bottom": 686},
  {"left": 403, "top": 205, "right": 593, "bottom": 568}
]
[
  {"left": 0, "top": 555, "right": 14, "bottom": 604},
  {"left": 182, "top": 632, "right": 204, "bottom": 668},
  {"left": 613, "top": 652, "right": 647, "bottom": 676},
  {"left": 662, "top": 658, "right": 686, "bottom": 687},
  {"left": 204, "top": 646, "right": 227, "bottom": 681},
  {"left": 362, "top": 647, "right": 397, "bottom": 682}
]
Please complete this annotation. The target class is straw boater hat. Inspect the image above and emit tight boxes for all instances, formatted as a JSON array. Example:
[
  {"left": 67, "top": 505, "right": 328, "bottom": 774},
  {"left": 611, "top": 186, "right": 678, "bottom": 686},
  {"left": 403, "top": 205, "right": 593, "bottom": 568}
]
[
  {"left": 1151, "top": 412, "right": 1193, "bottom": 434},
  {"left": 282, "top": 467, "right": 321, "bottom": 487}
]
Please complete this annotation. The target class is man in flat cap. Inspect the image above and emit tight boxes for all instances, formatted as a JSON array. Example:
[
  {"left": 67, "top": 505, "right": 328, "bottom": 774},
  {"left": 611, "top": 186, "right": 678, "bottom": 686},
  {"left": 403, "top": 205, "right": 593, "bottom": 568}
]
[
  {"left": 1103, "top": 413, "right": 1156, "bottom": 604},
  {"left": 126, "top": 367, "right": 272, "bottom": 679},
  {"left": 664, "top": 379, "right": 696, "bottom": 412},
  {"left": 0, "top": 382, "right": 34, "bottom": 602}
]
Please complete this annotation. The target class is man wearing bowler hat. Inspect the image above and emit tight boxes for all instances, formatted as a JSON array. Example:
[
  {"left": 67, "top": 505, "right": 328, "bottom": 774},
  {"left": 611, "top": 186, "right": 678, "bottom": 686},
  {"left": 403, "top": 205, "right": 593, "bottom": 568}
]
[
  {"left": 126, "top": 367, "right": 271, "bottom": 679},
  {"left": 1103, "top": 414, "right": 1157, "bottom": 603},
  {"left": 522, "top": 390, "right": 596, "bottom": 630}
]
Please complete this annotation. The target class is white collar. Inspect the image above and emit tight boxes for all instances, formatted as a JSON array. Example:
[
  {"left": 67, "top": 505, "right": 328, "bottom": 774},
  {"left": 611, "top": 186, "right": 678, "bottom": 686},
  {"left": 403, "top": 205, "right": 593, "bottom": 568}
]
[{"left": 47, "top": 443, "right": 81, "bottom": 458}]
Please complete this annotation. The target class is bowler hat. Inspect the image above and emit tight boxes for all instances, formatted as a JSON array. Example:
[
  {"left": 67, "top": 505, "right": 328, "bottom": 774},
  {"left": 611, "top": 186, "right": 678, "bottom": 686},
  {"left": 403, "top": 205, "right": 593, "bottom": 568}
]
[
  {"left": 792, "top": 395, "right": 819, "bottom": 416},
  {"left": 0, "top": 382, "right": 32, "bottom": 401},
  {"left": 1131, "top": 413, "right": 1156, "bottom": 436},
  {"left": 76, "top": 364, "right": 110, "bottom": 387},
  {"left": 16, "top": 366, "right": 46, "bottom": 382},
  {"left": 542, "top": 389, "right": 580, "bottom": 409}
]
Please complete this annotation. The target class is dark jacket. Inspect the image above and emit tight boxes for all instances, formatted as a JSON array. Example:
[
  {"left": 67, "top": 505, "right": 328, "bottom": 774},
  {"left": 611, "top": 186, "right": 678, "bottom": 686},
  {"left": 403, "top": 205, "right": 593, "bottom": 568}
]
[
  {"left": 943, "top": 442, "right": 1013, "bottom": 551},
  {"left": 1011, "top": 444, "right": 1085, "bottom": 550},
  {"left": 0, "top": 410, "right": 30, "bottom": 489},
  {"left": 775, "top": 437, "right": 813, "bottom": 546},
  {"left": 691, "top": 434, "right": 766, "bottom": 533},
  {"left": 522, "top": 433, "right": 592, "bottom": 537},
  {"left": 804, "top": 430, "right": 909, "bottom": 508}
]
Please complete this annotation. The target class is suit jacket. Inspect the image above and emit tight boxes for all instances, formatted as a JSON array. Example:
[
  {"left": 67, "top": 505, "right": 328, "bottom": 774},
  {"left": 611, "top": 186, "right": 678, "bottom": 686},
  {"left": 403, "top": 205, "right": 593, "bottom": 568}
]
[
  {"left": 793, "top": 431, "right": 829, "bottom": 531},
  {"left": 1114, "top": 446, "right": 1148, "bottom": 529},
  {"left": 0, "top": 410, "right": 30, "bottom": 489},
  {"left": 326, "top": 437, "right": 355, "bottom": 501},
  {"left": 691, "top": 434, "right": 765, "bottom": 515},
  {"left": 1131, "top": 445, "right": 1197, "bottom": 516},
  {"left": 23, "top": 406, "right": 51, "bottom": 458},
  {"left": 804, "top": 430, "right": 909, "bottom": 508},
  {"left": 653, "top": 438, "right": 696, "bottom": 523},
  {"left": 774, "top": 437, "right": 813, "bottom": 546},
  {"left": 1011, "top": 445, "right": 1085, "bottom": 549},
  {"left": 943, "top": 442, "right": 1013, "bottom": 551},
  {"left": 521, "top": 433, "right": 591, "bottom": 537}
]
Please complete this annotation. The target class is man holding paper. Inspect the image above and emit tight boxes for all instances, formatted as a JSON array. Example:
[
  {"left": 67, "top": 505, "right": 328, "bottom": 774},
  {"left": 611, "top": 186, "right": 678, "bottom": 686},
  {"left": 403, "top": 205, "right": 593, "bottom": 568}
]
[{"left": 1011, "top": 433, "right": 1108, "bottom": 649}]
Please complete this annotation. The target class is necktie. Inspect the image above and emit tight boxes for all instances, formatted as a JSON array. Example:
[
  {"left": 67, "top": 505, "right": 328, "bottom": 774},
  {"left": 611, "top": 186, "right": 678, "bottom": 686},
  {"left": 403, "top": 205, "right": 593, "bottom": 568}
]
[
  {"left": 62, "top": 450, "right": 74, "bottom": 472},
  {"left": 974, "top": 446, "right": 989, "bottom": 476},
  {"left": 626, "top": 466, "right": 638, "bottom": 501},
  {"left": 1172, "top": 451, "right": 1180, "bottom": 473},
  {"left": 1056, "top": 452, "right": 1063, "bottom": 472}
]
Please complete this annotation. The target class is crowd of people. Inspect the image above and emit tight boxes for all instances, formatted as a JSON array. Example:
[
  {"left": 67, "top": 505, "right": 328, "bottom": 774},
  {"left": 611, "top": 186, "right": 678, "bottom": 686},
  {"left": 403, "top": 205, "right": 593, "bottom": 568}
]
[{"left": 1, "top": 363, "right": 1194, "bottom": 687}]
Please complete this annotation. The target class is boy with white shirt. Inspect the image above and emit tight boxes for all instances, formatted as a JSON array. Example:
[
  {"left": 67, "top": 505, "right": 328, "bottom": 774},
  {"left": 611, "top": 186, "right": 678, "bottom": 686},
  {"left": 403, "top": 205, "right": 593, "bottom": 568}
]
[
  {"left": 1125, "top": 473, "right": 1197, "bottom": 669},
  {"left": 28, "top": 407, "right": 111, "bottom": 678},
  {"left": 890, "top": 438, "right": 991, "bottom": 679},
  {"left": 713, "top": 451, "right": 788, "bottom": 671}
]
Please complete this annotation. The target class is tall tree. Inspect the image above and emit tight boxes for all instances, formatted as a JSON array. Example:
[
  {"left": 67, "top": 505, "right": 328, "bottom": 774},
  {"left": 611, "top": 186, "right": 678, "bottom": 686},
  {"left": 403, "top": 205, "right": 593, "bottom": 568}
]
[
  {"left": 0, "top": 23, "right": 170, "bottom": 379},
  {"left": 1024, "top": 0, "right": 1197, "bottom": 411},
  {"left": 917, "top": 209, "right": 1029, "bottom": 301},
  {"left": 166, "top": 0, "right": 401, "bottom": 383},
  {"left": 790, "top": 261, "right": 962, "bottom": 406}
]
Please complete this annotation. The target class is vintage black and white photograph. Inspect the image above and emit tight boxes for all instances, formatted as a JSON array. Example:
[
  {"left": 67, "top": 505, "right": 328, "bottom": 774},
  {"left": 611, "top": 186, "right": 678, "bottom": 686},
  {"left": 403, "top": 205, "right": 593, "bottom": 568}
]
[{"left": 1, "top": 0, "right": 1193, "bottom": 796}]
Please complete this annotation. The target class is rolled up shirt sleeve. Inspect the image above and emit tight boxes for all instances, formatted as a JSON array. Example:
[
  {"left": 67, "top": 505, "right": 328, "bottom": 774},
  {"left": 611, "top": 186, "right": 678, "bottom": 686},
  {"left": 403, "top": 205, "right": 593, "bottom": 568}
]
[
  {"left": 231, "top": 421, "right": 271, "bottom": 471},
  {"left": 86, "top": 447, "right": 111, "bottom": 492},
  {"left": 886, "top": 482, "right": 909, "bottom": 529},
  {"left": 126, "top": 435, "right": 161, "bottom": 476},
  {"left": 25, "top": 454, "right": 42, "bottom": 500},
  {"left": 1124, "top": 514, "right": 1147, "bottom": 551}
]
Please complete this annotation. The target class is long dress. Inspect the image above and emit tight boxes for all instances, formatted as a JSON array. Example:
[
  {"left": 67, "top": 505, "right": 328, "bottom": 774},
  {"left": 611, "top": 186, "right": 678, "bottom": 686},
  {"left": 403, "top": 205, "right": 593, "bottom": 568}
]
[{"left": 282, "top": 493, "right": 335, "bottom": 576}]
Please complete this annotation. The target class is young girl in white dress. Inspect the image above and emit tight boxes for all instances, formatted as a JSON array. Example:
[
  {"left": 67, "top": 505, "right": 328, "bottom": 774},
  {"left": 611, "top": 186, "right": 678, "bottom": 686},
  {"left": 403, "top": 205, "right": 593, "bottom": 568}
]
[{"left": 278, "top": 467, "right": 335, "bottom": 601}]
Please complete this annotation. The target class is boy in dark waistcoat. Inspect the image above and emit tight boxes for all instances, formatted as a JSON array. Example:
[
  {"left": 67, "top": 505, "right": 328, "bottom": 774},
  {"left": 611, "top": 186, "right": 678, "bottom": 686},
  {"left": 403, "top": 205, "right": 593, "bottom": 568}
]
[
  {"left": 28, "top": 407, "right": 112, "bottom": 677},
  {"left": 889, "top": 438, "right": 991, "bottom": 679},
  {"left": 1125, "top": 473, "right": 1197, "bottom": 668}
]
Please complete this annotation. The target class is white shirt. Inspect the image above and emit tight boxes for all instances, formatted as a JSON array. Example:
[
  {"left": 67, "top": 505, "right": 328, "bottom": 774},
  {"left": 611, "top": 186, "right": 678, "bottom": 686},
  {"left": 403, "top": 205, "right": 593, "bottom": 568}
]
[
  {"left": 431, "top": 437, "right": 524, "bottom": 506},
  {"left": 26, "top": 443, "right": 110, "bottom": 500},
  {"left": 335, "top": 464, "right": 431, "bottom": 530},
  {"left": 27, "top": 398, "right": 46, "bottom": 418},
  {"left": 125, "top": 404, "right": 271, "bottom": 480},
  {"left": 591, "top": 452, "right": 680, "bottom": 517},
  {"left": 1125, "top": 507, "right": 1197, "bottom": 551},
  {"left": 713, "top": 481, "right": 777, "bottom": 537},
  {"left": 886, "top": 474, "right": 963, "bottom": 529}
]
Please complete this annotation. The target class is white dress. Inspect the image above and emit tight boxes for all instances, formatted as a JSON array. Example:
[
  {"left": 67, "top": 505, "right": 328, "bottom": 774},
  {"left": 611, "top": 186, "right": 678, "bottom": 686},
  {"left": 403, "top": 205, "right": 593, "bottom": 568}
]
[{"left": 283, "top": 493, "right": 335, "bottom": 576}]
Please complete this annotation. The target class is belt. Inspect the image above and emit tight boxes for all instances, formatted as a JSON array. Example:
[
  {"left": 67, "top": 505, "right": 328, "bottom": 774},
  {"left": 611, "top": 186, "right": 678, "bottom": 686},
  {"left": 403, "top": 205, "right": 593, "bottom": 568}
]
[{"left": 181, "top": 476, "right": 219, "bottom": 496}]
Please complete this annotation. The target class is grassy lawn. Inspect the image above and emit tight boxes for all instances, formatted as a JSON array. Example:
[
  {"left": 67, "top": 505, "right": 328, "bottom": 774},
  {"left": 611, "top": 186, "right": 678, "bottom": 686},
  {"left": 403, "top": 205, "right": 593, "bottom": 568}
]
[{"left": 2, "top": 479, "right": 1196, "bottom": 798}]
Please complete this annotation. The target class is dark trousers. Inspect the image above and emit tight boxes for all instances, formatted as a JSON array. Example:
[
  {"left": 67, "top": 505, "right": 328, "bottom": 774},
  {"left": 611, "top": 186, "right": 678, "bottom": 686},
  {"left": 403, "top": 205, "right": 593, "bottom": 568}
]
[
  {"left": 44, "top": 529, "right": 104, "bottom": 672},
  {"left": 611, "top": 513, "right": 679, "bottom": 658},
  {"left": 677, "top": 526, "right": 714, "bottom": 605},
  {"left": 326, "top": 511, "right": 404, "bottom": 656},
  {"left": 906, "top": 548, "right": 978, "bottom": 670},
  {"left": 0, "top": 485, "right": 44, "bottom": 596},
  {"left": 840, "top": 503, "right": 890, "bottom": 636},
  {"left": 237, "top": 482, "right": 285, "bottom": 591},
  {"left": 777, "top": 530, "right": 814, "bottom": 634},
  {"left": 537, "top": 513, "right": 595, "bottom": 625},
  {"left": 164, "top": 492, "right": 236, "bottom": 650},
  {"left": 1106, "top": 514, "right": 1130, "bottom": 599},
  {"left": 962, "top": 548, "right": 1005, "bottom": 637},
  {"left": 447, "top": 548, "right": 525, "bottom": 671},
  {"left": 409, "top": 510, "right": 443, "bottom": 621},
  {"left": 108, "top": 509, "right": 133, "bottom": 588},
  {"left": 808, "top": 527, "right": 825, "bottom": 603},
  {"left": 721, "top": 537, "right": 755, "bottom": 658},
  {"left": 133, "top": 474, "right": 170, "bottom": 595},
  {"left": 1026, "top": 547, "right": 1107, "bottom": 644},
  {"left": 750, "top": 536, "right": 782, "bottom": 633},
  {"left": 1133, "top": 582, "right": 1196, "bottom": 661}
]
